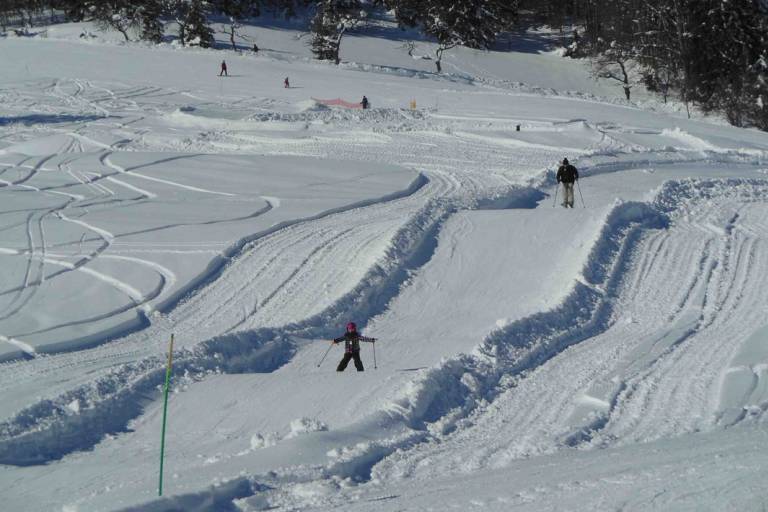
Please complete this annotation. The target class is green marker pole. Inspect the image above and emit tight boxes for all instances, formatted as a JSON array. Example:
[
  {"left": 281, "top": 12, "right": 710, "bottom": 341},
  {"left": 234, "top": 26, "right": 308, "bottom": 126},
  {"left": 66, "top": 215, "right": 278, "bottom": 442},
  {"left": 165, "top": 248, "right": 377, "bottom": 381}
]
[{"left": 158, "top": 333, "right": 175, "bottom": 496}]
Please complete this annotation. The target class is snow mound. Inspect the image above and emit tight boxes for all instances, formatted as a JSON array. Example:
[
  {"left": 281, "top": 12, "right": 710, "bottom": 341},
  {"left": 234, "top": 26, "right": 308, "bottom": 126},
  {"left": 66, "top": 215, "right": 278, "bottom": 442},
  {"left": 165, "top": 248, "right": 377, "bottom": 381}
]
[
  {"left": 661, "top": 127, "right": 721, "bottom": 151},
  {"left": 286, "top": 417, "right": 328, "bottom": 439},
  {"left": 250, "top": 432, "right": 279, "bottom": 450},
  {"left": 296, "top": 99, "right": 330, "bottom": 112}
]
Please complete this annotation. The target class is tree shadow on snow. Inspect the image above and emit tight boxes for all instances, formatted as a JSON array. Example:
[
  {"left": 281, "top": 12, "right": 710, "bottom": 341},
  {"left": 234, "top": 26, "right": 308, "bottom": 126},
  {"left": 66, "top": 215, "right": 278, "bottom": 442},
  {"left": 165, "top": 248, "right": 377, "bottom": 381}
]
[
  {"left": 0, "top": 114, "right": 108, "bottom": 126},
  {"left": 491, "top": 16, "right": 573, "bottom": 54}
]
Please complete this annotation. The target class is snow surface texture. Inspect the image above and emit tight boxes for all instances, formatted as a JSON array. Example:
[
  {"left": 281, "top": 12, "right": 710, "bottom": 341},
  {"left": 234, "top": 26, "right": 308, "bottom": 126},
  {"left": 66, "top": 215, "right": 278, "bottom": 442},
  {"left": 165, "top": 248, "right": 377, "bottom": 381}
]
[{"left": 0, "top": 18, "right": 767, "bottom": 512}]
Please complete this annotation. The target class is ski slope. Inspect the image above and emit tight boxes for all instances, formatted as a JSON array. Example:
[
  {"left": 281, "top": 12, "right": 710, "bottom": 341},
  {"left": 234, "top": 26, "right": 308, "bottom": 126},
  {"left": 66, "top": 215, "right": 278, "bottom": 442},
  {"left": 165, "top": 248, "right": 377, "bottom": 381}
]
[{"left": 0, "top": 18, "right": 767, "bottom": 512}]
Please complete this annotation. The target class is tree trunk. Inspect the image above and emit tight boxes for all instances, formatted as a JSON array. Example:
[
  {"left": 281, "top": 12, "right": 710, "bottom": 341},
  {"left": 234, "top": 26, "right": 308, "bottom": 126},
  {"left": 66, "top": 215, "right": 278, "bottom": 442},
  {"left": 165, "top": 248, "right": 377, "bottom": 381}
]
[
  {"left": 435, "top": 48, "right": 443, "bottom": 73},
  {"left": 117, "top": 26, "right": 130, "bottom": 41},
  {"left": 672, "top": 0, "right": 691, "bottom": 118},
  {"left": 619, "top": 61, "right": 630, "bottom": 100},
  {"left": 334, "top": 28, "right": 346, "bottom": 65}
]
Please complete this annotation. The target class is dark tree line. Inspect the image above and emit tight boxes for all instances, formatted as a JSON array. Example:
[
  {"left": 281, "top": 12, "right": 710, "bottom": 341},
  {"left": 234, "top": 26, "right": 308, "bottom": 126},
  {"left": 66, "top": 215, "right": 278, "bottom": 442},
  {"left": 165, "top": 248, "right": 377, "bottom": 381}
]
[
  {"left": 382, "top": 0, "right": 519, "bottom": 73},
  {"left": 0, "top": 1, "right": 311, "bottom": 46},
  {"left": 308, "top": 0, "right": 519, "bottom": 72},
  {"left": 0, "top": 0, "right": 520, "bottom": 70},
  {"left": 313, "top": 0, "right": 767, "bottom": 130},
  {"left": 2, "top": 0, "right": 765, "bottom": 129},
  {"left": 524, "top": 0, "right": 768, "bottom": 129}
]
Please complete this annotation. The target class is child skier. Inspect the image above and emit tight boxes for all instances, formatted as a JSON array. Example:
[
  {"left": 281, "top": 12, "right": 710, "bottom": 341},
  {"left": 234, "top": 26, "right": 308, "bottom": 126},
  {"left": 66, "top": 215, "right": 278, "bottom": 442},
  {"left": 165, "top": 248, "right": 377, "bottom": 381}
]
[{"left": 331, "top": 322, "right": 376, "bottom": 372}]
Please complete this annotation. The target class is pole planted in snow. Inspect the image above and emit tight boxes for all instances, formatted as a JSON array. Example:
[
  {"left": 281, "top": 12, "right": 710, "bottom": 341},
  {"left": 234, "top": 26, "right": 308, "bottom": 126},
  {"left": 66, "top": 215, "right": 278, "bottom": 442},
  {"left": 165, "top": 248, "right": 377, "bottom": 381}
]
[
  {"left": 317, "top": 342, "right": 334, "bottom": 368},
  {"left": 553, "top": 182, "right": 559, "bottom": 208},
  {"left": 158, "top": 333, "right": 175, "bottom": 496}
]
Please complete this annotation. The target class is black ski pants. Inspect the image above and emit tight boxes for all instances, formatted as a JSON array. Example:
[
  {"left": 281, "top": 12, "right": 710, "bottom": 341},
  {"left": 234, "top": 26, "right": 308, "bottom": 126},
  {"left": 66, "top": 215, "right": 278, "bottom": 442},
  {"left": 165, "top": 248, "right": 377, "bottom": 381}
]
[{"left": 337, "top": 351, "right": 364, "bottom": 372}]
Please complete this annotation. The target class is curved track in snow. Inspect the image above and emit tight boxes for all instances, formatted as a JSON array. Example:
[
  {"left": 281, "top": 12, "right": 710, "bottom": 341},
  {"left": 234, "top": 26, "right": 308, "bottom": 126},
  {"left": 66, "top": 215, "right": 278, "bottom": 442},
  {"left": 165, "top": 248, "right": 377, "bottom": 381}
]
[
  {"left": 368, "top": 179, "right": 768, "bottom": 483},
  {"left": 0, "top": 48, "right": 767, "bottom": 510}
]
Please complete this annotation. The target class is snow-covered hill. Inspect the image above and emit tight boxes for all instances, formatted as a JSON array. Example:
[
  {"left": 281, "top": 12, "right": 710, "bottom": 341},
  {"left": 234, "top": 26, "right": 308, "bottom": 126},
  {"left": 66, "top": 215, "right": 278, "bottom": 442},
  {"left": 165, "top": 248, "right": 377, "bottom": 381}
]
[{"left": 0, "top": 19, "right": 767, "bottom": 512}]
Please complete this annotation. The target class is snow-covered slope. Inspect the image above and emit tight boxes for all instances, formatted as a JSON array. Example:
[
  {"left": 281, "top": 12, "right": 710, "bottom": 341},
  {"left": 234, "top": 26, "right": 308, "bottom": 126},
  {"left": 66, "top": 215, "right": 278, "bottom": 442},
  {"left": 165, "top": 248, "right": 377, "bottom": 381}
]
[{"left": 0, "top": 19, "right": 767, "bottom": 512}]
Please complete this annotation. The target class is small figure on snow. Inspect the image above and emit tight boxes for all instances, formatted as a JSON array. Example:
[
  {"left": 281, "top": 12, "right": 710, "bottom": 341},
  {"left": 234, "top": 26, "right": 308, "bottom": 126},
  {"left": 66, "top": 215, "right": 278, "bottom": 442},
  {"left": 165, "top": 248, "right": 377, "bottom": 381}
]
[
  {"left": 361, "top": 95, "right": 369, "bottom": 110},
  {"left": 284, "top": 77, "right": 290, "bottom": 88},
  {"left": 332, "top": 322, "right": 376, "bottom": 372},
  {"left": 253, "top": 43, "right": 259, "bottom": 53},
  {"left": 556, "top": 158, "right": 579, "bottom": 208},
  {"left": 219, "top": 60, "right": 228, "bottom": 77}
]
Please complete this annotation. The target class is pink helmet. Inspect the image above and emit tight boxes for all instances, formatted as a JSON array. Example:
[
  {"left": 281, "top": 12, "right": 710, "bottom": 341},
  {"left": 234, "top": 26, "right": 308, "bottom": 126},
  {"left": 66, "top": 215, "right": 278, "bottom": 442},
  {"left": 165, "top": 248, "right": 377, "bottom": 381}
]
[{"left": 346, "top": 322, "right": 357, "bottom": 332}]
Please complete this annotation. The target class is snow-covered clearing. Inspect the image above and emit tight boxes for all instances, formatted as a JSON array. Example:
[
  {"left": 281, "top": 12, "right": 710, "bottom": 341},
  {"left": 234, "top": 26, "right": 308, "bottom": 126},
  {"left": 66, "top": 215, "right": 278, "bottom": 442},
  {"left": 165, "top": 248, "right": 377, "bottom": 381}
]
[{"left": 0, "top": 19, "right": 767, "bottom": 512}]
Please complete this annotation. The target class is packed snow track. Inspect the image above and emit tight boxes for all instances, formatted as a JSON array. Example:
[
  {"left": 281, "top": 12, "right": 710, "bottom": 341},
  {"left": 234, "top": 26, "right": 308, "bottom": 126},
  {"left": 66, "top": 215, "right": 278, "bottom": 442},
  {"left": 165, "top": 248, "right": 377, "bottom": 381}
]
[{"left": 0, "top": 23, "right": 767, "bottom": 512}]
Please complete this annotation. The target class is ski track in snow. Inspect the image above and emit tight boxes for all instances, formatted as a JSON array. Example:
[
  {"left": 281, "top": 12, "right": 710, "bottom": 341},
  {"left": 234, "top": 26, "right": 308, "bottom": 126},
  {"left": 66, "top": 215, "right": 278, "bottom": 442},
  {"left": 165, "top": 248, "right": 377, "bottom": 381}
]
[
  {"left": 115, "top": 176, "right": 768, "bottom": 511},
  {"left": 368, "top": 179, "right": 768, "bottom": 486},
  {"left": 0, "top": 76, "right": 551, "bottom": 453},
  {"left": 0, "top": 55, "right": 768, "bottom": 511}
]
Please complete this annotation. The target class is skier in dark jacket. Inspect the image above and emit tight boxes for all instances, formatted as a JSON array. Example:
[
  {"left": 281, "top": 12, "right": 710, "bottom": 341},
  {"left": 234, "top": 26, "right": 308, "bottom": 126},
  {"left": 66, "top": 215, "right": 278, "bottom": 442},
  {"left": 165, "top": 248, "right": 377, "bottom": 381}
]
[
  {"left": 361, "top": 96, "right": 369, "bottom": 109},
  {"left": 219, "top": 60, "right": 228, "bottom": 77},
  {"left": 332, "top": 322, "right": 376, "bottom": 372},
  {"left": 556, "top": 157, "right": 579, "bottom": 208}
]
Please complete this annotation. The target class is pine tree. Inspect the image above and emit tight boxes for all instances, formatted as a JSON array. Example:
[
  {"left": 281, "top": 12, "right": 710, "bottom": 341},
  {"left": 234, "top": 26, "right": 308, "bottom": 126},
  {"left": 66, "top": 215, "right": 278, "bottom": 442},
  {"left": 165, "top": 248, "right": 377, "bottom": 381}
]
[
  {"left": 138, "top": 0, "right": 165, "bottom": 43},
  {"left": 185, "top": 0, "right": 215, "bottom": 48},
  {"left": 53, "top": 0, "right": 90, "bottom": 22},
  {"left": 685, "top": 0, "right": 768, "bottom": 128},
  {"left": 86, "top": 0, "right": 142, "bottom": 41},
  {"left": 310, "top": 0, "right": 366, "bottom": 64},
  {"left": 212, "top": 0, "right": 260, "bottom": 50}
]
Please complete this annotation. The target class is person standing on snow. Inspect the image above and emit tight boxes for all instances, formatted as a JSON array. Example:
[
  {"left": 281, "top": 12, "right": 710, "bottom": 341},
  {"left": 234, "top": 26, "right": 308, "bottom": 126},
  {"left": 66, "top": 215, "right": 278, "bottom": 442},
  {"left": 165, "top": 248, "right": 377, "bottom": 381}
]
[
  {"left": 361, "top": 96, "right": 369, "bottom": 109},
  {"left": 556, "top": 158, "right": 579, "bottom": 208},
  {"left": 331, "top": 322, "right": 376, "bottom": 372},
  {"left": 284, "top": 77, "right": 290, "bottom": 88},
  {"left": 219, "top": 60, "right": 228, "bottom": 77}
]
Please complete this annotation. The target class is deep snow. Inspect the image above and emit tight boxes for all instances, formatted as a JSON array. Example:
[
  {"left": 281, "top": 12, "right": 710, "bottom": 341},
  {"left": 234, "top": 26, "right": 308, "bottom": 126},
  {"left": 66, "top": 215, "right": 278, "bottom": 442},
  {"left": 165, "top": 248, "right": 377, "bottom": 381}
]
[{"left": 0, "top": 17, "right": 767, "bottom": 512}]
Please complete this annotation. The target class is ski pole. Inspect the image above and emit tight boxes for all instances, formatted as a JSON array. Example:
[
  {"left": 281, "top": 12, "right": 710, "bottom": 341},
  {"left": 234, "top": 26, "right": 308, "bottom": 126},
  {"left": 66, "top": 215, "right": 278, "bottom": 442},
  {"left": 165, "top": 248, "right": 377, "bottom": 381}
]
[
  {"left": 317, "top": 343, "right": 334, "bottom": 368},
  {"left": 372, "top": 341, "right": 377, "bottom": 370},
  {"left": 552, "top": 182, "right": 559, "bottom": 208},
  {"left": 159, "top": 333, "right": 175, "bottom": 497},
  {"left": 576, "top": 180, "right": 586, "bottom": 208}
]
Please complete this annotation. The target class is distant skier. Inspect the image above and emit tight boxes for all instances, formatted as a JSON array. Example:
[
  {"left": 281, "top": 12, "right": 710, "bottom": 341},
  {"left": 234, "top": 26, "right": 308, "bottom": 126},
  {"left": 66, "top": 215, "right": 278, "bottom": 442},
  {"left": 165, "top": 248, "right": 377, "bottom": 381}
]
[
  {"left": 556, "top": 158, "right": 579, "bottom": 208},
  {"left": 331, "top": 322, "right": 376, "bottom": 372},
  {"left": 361, "top": 95, "right": 369, "bottom": 109},
  {"left": 284, "top": 76, "right": 290, "bottom": 88},
  {"left": 253, "top": 43, "right": 259, "bottom": 53},
  {"left": 219, "top": 60, "right": 228, "bottom": 77}
]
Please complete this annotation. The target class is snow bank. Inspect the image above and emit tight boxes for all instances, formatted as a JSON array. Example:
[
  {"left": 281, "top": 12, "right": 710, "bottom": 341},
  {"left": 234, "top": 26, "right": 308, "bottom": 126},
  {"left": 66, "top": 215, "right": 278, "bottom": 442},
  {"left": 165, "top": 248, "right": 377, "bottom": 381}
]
[{"left": 286, "top": 417, "right": 328, "bottom": 438}]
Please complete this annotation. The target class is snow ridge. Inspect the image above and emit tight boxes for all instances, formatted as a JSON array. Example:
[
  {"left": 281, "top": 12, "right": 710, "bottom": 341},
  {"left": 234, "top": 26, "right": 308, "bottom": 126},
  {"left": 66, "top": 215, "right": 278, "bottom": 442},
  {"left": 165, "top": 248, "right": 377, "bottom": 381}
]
[
  {"left": 0, "top": 183, "right": 539, "bottom": 466},
  {"left": 124, "top": 186, "right": 683, "bottom": 510},
  {"left": 385, "top": 200, "right": 667, "bottom": 437}
]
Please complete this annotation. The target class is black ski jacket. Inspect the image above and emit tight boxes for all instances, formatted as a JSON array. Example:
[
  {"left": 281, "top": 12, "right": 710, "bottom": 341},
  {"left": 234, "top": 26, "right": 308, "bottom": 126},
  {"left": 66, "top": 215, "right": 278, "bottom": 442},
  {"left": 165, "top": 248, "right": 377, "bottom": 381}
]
[
  {"left": 556, "top": 164, "right": 579, "bottom": 183},
  {"left": 333, "top": 332, "right": 376, "bottom": 353}
]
